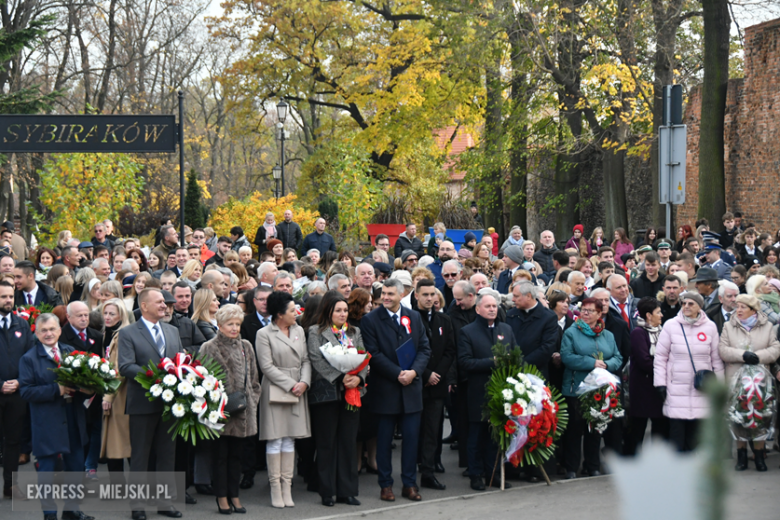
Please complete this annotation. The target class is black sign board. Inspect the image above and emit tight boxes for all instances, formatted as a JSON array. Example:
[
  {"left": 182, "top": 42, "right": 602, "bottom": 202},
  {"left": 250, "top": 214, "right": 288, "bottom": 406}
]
[{"left": 0, "top": 115, "right": 177, "bottom": 153}]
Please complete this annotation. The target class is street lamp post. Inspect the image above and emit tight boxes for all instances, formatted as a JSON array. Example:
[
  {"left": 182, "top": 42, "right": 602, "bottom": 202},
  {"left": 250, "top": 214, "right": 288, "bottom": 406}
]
[
  {"left": 276, "top": 100, "right": 288, "bottom": 197},
  {"left": 272, "top": 165, "right": 282, "bottom": 200}
]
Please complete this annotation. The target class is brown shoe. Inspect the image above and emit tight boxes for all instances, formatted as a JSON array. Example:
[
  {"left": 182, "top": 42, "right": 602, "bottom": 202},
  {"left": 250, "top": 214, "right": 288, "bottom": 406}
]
[
  {"left": 401, "top": 486, "right": 421, "bottom": 501},
  {"left": 380, "top": 486, "right": 395, "bottom": 501}
]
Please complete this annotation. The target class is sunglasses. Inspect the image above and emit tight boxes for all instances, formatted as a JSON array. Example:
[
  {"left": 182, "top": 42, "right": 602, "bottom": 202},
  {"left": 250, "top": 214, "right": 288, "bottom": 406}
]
[
  {"left": 682, "top": 301, "right": 698, "bottom": 307},
  {"left": 443, "top": 273, "right": 459, "bottom": 278}
]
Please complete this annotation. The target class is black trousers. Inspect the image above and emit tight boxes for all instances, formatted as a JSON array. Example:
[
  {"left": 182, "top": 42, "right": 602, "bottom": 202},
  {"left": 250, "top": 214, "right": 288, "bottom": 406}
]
[
  {"left": 213, "top": 435, "right": 243, "bottom": 499},
  {"left": 129, "top": 413, "right": 177, "bottom": 509},
  {"left": 419, "top": 398, "right": 444, "bottom": 478},
  {"left": 669, "top": 419, "right": 700, "bottom": 452},
  {"left": 174, "top": 437, "right": 194, "bottom": 487},
  {"left": 310, "top": 401, "right": 360, "bottom": 498},
  {"left": 240, "top": 438, "right": 266, "bottom": 478},
  {"left": 455, "top": 381, "right": 470, "bottom": 467},
  {"left": 624, "top": 416, "right": 670, "bottom": 456},
  {"left": 467, "top": 421, "right": 498, "bottom": 480},
  {"left": 0, "top": 392, "right": 26, "bottom": 486},
  {"left": 563, "top": 396, "right": 601, "bottom": 473}
]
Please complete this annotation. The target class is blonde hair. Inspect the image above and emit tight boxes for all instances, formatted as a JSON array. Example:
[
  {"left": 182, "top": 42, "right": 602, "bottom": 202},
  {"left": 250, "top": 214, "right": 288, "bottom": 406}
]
[
  {"left": 55, "top": 275, "right": 74, "bottom": 304},
  {"left": 191, "top": 288, "right": 217, "bottom": 323},
  {"left": 224, "top": 250, "right": 240, "bottom": 263},
  {"left": 128, "top": 272, "right": 152, "bottom": 299},
  {"left": 372, "top": 249, "right": 388, "bottom": 263},
  {"left": 100, "top": 280, "right": 123, "bottom": 300},
  {"left": 411, "top": 267, "right": 435, "bottom": 283},
  {"left": 101, "top": 298, "right": 133, "bottom": 330},
  {"left": 512, "top": 270, "right": 532, "bottom": 282},
  {"left": 215, "top": 304, "right": 245, "bottom": 326},
  {"left": 180, "top": 259, "right": 202, "bottom": 281},
  {"left": 746, "top": 274, "right": 767, "bottom": 298}
]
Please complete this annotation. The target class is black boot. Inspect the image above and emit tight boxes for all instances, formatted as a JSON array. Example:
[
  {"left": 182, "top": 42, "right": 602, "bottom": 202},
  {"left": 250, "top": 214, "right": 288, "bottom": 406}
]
[
  {"left": 754, "top": 448, "right": 767, "bottom": 472},
  {"left": 735, "top": 448, "right": 748, "bottom": 471}
]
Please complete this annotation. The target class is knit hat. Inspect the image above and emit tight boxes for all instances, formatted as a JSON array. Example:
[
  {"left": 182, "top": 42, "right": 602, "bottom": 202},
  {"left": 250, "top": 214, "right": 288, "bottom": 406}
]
[
  {"left": 401, "top": 249, "right": 418, "bottom": 263},
  {"left": 744, "top": 255, "right": 760, "bottom": 267},
  {"left": 680, "top": 291, "right": 704, "bottom": 308},
  {"left": 390, "top": 269, "right": 413, "bottom": 287},
  {"left": 736, "top": 294, "right": 761, "bottom": 313},
  {"left": 573, "top": 224, "right": 584, "bottom": 234},
  {"left": 457, "top": 248, "right": 472, "bottom": 259},
  {"left": 767, "top": 278, "right": 780, "bottom": 294},
  {"left": 503, "top": 245, "right": 524, "bottom": 266},
  {"left": 522, "top": 262, "right": 535, "bottom": 272},
  {"left": 266, "top": 238, "right": 282, "bottom": 251},
  {"left": 488, "top": 227, "right": 496, "bottom": 234},
  {"left": 464, "top": 231, "right": 477, "bottom": 244}
]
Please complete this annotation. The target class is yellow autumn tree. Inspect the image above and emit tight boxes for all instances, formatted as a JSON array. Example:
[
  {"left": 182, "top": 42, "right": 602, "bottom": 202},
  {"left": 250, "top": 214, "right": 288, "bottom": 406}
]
[{"left": 208, "top": 193, "right": 319, "bottom": 253}]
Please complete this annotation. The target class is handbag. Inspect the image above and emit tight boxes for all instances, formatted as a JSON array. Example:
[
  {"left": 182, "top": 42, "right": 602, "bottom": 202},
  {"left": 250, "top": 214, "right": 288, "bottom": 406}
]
[
  {"left": 308, "top": 377, "right": 339, "bottom": 406},
  {"left": 224, "top": 345, "right": 248, "bottom": 415},
  {"left": 268, "top": 383, "right": 300, "bottom": 404},
  {"left": 679, "top": 324, "right": 715, "bottom": 391}
]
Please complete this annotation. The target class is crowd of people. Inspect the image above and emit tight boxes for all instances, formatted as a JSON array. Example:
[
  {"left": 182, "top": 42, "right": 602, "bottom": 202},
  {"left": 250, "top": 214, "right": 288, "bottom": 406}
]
[{"left": 1, "top": 208, "right": 779, "bottom": 520}]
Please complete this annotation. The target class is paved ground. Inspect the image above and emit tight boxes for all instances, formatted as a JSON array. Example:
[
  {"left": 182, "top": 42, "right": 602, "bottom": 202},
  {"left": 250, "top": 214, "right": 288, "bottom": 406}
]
[{"left": 4, "top": 435, "right": 779, "bottom": 520}]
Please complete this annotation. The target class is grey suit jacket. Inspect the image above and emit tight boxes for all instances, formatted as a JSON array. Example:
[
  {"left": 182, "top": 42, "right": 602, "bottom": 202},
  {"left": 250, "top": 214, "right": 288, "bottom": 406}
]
[{"left": 118, "top": 320, "right": 184, "bottom": 415}]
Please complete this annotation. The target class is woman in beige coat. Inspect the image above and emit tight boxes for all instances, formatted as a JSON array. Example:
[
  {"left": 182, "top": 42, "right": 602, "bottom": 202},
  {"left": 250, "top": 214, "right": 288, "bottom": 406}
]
[
  {"left": 256, "top": 291, "right": 311, "bottom": 508},
  {"left": 99, "top": 298, "right": 133, "bottom": 483},
  {"left": 718, "top": 294, "right": 780, "bottom": 471}
]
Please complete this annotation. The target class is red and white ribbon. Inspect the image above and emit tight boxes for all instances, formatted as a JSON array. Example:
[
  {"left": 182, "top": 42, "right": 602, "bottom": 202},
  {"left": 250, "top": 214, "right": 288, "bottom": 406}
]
[{"left": 161, "top": 353, "right": 203, "bottom": 381}]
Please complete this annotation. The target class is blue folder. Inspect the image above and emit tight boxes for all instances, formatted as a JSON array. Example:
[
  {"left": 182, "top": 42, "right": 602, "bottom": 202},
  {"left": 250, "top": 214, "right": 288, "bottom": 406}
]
[{"left": 395, "top": 338, "right": 416, "bottom": 370}]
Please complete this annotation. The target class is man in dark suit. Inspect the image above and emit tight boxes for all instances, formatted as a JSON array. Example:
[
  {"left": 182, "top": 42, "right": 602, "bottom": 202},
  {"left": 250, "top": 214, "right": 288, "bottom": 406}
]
[
  {"left": 506, "top": 281, "right": 559, "bottom": 380},
  {"left": 60, "top": 301, "right": 105, "bottom": 479},
  {"left": 118, "top": 289, "right": 185, "bottom": 520},
  {"left": 497, "top": 245, "right": 524, "bottom": 294},
  {"left": 19, "top": 313, "right": 94, "bottom": 520},
  {"left": 361, "top": 279, "right": 431, "bottom": 502},
  {"left": 705, "top": 280, "right": 739, "bottom": 334},
  {"left": 414, "top": 280, "right": 456, "bottom": 491},
  {"left": 0, "top": 280, "right": 34, "bottom": 498},
  {"left": 458, "top": 291, "right": 516, "bottom": 491},
  {"left": 13, "top": 260, "right": 62, "bottom": 308}
]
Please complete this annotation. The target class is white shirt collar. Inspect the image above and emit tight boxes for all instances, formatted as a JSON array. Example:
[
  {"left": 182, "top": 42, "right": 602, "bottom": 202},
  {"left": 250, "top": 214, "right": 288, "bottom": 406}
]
[
  {"left": 140, "top": 316, "right": 163, "bottom": 344},
  {"left": 43, "top": 342, "right": 60, "bottom": 360},
  {"left": 23, "top": 283, "right": 38, "bottom": 303}
]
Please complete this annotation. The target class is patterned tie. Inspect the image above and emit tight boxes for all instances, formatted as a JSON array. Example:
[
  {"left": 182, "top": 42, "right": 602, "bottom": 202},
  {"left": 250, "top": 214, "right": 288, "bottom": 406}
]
[
  {"left": 26, "top": 293, "right": 32, "bottom": 305},
  {"left": 618, "top": 303, "right": 629, "bottom": 324},
  {"left": 153, "top": 324, "right": 165, "bottom": 357},
  {"left": 52, "top": 345, "right": 60, "bottom": 364},
  {"left": 79, "top": 331, "right": 86, "bottom": 343}
]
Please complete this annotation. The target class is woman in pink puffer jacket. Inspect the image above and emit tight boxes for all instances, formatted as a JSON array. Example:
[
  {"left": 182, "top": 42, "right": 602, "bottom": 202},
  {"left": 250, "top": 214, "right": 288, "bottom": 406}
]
[{"left": 654, "top": 292, "right": 724, "bottom": 452}]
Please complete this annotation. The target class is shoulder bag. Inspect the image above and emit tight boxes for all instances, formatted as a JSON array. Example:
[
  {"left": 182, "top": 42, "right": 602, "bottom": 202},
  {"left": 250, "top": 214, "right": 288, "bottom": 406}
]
[
  {"left": 679, "top": 323, "right": 715, "bottom": 391},
  {"left": 224, "top": 344, "right": 248, "bottom": 415}
]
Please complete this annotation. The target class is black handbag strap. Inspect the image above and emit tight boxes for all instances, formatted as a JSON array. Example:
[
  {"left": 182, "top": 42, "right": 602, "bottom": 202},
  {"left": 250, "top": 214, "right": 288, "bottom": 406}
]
[
  {"left": 679, "top": 323, "right": 698, "bottom": 373},
  {"left": 240, "top": 343, "right": 248, "bottom": 391}
]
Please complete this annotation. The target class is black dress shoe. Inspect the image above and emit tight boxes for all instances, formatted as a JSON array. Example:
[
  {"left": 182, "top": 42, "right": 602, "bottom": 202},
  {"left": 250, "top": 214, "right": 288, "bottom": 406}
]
[
  {"left": 62, "top": 512, "right": 95, "bottom": 520},
  {"left": 365, "top": 465, "right": 378, "bottom": 474},
  {"left": 157, "top": 507, "right": 182, "bottom": 518},
  {"left": 565, "top": 471, "right": 576, "bottom": 480},
  {"left": 239, "top": 476, "right": 253, "bottom": 490},
  {"left": 336, "top": 496, "right": 361, "bottom": 506},
  {"left": 185, "top": 492, "right": 197, "bottom": 505},
  {"left": 420, "top": 476, "right": 446, "bottom": 490},
  {"left": 132, "top": 511, "right": 147, "bottom": 520},
  {"left": 44, "top": 514, "right": 57, "bottom": 520},
  {"left": 195, "top": 484, "right": 213, "bottom": 495},
  {"left": 442, "top": 434, "right": 457, "bottom": 444},
  {"left": 585, "top": 470, "right": 601, "bottom": 477},
  {"left": 434, "top": 462, "right": 445, "bottom": 473},
  {"left": 470, "top": 476, "right": 485, "bottom": 491},
  {"left": 321, "top": 497, "right": 335, "bottom": 507}
]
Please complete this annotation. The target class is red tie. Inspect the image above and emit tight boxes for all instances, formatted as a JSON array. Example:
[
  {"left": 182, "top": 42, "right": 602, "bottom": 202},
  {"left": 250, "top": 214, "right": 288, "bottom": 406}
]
[
  {"left": 26, "top": 293, "right": 32, "bottom": 305},
  {"left": 618, "top": 303, "right": 629, "bottom": 324},
  {"left": 79, "top": 331, "right": 86, "bottom": 343},
  {"left": 52, "top": 345, "right": 60, "bottom": 364}
]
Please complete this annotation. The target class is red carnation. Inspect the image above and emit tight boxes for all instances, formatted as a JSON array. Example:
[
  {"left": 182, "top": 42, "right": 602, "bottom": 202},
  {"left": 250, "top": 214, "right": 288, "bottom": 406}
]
[
  {"left": 155, "top": 379, "right": 162, "bottom": 384},
  {"left": 594, "top": 393, "right": 602, "bottom": 401},
  {"left": 145, "top": 370, "right": 153, "bottom": 377},
  {"left": 504, "top": 420, "right": 518, "bottom": 434},
  {"left": 545, "top": 437, "right": 553, "bottom": 447},
  {"left": 610, "top": 400, "right": 618, "bottom": 408},
  {"left": 167, "top": 368, "right": 176, "bottom": 375}
]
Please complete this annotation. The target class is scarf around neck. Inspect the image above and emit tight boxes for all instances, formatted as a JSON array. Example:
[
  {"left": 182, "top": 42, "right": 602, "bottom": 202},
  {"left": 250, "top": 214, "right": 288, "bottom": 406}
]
[
  {"left": 740, "top": 313, "right": 758, "bottom": 331},
  {"left": 576, "top": 318, "right": 604, "bottom": 337},
  {"left": 331, "top": 323, "right": 354, "bottom": 348},
  {"left": 637, "top": 317, "right": 661, "bottom": 356},
  {"left": 759, "top": 291, "right": 780, "bottom": 313}
]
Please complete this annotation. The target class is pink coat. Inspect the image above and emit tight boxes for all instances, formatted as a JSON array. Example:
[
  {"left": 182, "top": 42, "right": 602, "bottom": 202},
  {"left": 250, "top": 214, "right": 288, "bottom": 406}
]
[
  {"left": 612, "top": 241, "right": 634, "bottom": 266},
  {"left": 653, "top": 311, "right": 725, "bottom": 419}
]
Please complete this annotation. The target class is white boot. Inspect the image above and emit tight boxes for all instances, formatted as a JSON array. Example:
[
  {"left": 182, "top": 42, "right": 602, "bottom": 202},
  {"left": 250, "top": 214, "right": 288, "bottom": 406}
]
[
  {"left": 280, "top": 451, "right": 295, "bottom": 507},
  {"left": 266, "top": 453, "right": 284, "bottom": 508}
]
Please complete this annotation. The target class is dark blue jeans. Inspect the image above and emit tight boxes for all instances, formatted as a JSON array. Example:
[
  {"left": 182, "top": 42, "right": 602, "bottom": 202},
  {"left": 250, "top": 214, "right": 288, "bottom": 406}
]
[
  {"left": 36, "top": 405, "right": 85, "bottom": 515},
  {"left": 376, "top": 412, "right": 421, "bottom": 489}
]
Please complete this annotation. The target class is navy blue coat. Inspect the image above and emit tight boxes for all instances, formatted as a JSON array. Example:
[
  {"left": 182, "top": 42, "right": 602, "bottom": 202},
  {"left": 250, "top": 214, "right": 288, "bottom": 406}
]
[
  {"left": 505, "top": 304, "right": 560, "bottom": 379},
  {"left": 360, "top": 305, "right": 431, "bottom": 415},
  {"left": 458, "top": 316, "right": 516, "bottom": 422},
  {"left": 497, "top": 269, "right": 512, "bottom": 294},
  {"left": 19, "top": 342, "right": 88, "bottom": 458},
  {"left": 301, "top": 231, "right": 337, "bottom": 257}
]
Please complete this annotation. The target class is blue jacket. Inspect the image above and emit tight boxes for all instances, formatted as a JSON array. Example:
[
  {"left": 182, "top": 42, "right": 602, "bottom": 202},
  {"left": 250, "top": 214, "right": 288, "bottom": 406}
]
[
  {"left": 497, "top": 269, "right": 513, "bottom": 294},
  {"left": 505, "top": 304, "right": 559, "bottom": 379},
  {"left": 301, "top": 231, "right": 337, "bottom": 257},
  {"left": 428, "top": 259, "right": 445, "bottom": 289},
  {"left": 360, "top": 305, "right": 431, "bottom": 415},
  {"left": 560, "top": 322, "right": 622, "bottom": 396},
  {"left": 19, "top": 341, "right": 88, "bottom": 458}
]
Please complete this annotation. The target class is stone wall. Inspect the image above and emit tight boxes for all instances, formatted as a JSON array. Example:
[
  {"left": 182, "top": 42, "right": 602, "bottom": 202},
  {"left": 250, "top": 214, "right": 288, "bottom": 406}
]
[{"left": 678, "top": 18, "right": 780, "bottom": 230}]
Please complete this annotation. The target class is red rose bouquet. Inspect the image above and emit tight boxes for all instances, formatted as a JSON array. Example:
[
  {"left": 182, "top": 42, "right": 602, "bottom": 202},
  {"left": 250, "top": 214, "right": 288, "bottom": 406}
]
[
  {"left": 576, "top": 367, "right": 624, "bottom": 434},
  {"left": 14, "top": 303, "right": 53, "bottom": 332},
  {"left": 727, "top": 363, "right": 776, "bottom": 441}
]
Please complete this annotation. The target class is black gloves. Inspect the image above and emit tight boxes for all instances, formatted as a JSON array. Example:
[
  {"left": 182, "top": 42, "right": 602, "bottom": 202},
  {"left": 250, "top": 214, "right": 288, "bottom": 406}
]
[
  {"left": 743, "top": 351, "right": 760, "bottom": 365},
  {"left": 656, "top": 386, "right": 667, "bottom": 401}
]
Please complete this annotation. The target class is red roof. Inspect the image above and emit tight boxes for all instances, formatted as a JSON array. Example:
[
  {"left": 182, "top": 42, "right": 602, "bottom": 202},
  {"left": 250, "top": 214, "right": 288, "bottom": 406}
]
[{"left": 435, "top": 126, "right": 474, "bottom": 181}]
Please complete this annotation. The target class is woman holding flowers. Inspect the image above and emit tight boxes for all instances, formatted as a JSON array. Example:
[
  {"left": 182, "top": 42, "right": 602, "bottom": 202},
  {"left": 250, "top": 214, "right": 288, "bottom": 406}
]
[
  {"left": 256, "top": 291, "right": 311, "bottom": 508},
  {"left": 100, "top": 298, "right": 133, "bottom": 482},
  {"left": 199, "top": 304, "right": 261, "bottom": 513},
  {"left": 718, "top": 294, "right": 780, "bottom": 471},
  {"left": 560, "top": 297, "right": 622, "bottom": 479},
  {"left": 307, "top": 291, "right": 368, "bottom": 507}
]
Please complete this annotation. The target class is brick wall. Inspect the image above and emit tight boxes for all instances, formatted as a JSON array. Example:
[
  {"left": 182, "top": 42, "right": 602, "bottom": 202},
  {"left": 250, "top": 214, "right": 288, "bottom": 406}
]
[{"left": 679, "top": 18, "right": 780, "bottom": 231}]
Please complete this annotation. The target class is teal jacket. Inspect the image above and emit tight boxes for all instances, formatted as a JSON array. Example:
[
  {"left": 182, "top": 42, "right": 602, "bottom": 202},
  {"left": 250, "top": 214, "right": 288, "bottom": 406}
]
[{"left": 560, "top": 321, "right": 622, "bottom": 397}]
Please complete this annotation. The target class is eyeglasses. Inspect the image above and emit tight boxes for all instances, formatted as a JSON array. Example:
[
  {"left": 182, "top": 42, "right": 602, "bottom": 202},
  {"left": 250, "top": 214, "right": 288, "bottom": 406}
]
[
  {"left": 682, "top": 301, "right": 698, "bottom": 307},
  {"left": 442, "top": 273, "right": 459, "bottom": 278},
  {"left": 580, "top": 308, "right": 598, "bottom": 315}
]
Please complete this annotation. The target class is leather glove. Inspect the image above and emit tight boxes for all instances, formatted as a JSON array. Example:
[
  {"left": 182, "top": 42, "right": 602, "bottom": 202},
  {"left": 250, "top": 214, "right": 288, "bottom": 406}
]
[
  {"left": 743, "top": 351, "right": 760, "bottom": 365},
  {"left": 655, "top": 386, "right": 667, "bottom": 401}
]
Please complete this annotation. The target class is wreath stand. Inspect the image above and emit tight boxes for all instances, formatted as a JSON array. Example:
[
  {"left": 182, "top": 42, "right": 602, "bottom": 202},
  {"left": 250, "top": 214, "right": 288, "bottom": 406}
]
[{"left": 488, "top": 451, "right": 552, "bottom": 490}]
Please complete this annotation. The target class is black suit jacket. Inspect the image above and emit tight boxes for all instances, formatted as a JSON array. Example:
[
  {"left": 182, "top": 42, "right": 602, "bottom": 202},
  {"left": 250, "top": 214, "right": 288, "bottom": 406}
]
[
  {"left": 706, "top": 303, "right": 728, "bottom": 334},
  {"left": 118, "top": 320, "right": 184, "bottom": 415},
  {"left": 0, "top": 313, "right": 34, "bottom": 386},
  {"left": 241, "top": 312, "right": 269, "bottom": 374},
  {"left": 170, "top": 313, "right": 206, "bottom": 353},
  {"left": 418, "top": 310, "right": 456, "bottom": 400},
  {"left": 60, "top": 324, "right": 104, "bottom": 357},
  {"left": 505, "top": 304, "right": 559, "bottom": 379},
  {"left": 360, "top": 305, "right": 431, "bottom": 415},
  {"left": 14, "top": 281, "right": 63, "bottom": 308}
]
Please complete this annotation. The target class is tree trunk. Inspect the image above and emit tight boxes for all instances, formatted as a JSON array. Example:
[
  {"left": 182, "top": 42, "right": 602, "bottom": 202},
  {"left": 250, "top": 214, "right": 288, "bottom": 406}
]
[
  {"left": 482, "top": 55, "right": 504, "bottom": 236},
  {"left": 602, "top": 144, "right": 629, "bottom": 234},
  {"left": 508, "top": 22, "right": 528, "bottom": 234},
  {"left": 698, "top": 0, "right": 729, "bottom": 231}
]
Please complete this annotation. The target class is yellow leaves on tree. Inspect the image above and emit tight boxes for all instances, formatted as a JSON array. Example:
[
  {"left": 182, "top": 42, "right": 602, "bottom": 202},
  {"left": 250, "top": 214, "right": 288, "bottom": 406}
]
[
  {"left": 208, "top": 193, "right": 319, "bottom": 253},
  {"left": 37, "top": 153, "right": 144, "bottom": 244}
]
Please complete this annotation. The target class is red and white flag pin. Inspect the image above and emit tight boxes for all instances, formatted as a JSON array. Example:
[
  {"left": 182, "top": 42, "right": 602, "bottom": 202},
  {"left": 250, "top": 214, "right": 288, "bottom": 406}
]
[{"left": 400, "top": 316, "right": 411, "bottom": 334}]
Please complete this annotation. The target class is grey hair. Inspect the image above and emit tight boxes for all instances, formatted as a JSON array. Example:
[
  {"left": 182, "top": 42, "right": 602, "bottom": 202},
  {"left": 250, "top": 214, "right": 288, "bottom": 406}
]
[
  {"left": 258, "top": 262, "right": 277, "bottom": 279},
  {"left": 91, "top": 258, "right": 109, "bottom": 269},
  {"left": 215, "top": 304, "right": 245, "bottom": 325},
  {"left": 307, "top": 281, "right": 327, "bottom": 295},
  {"left": 567, "top": 271, "right": 586, "bottom": 283},
  {"left": 590, "top": 287, "right": 611, "bottom": 299},
  {"left": 327, "top": 273, "right": 349, "bottom": 290},
  {"left": 36, "top": 313, "right": 60, "bottom": 329},
  {"left": 605, "top": 274, "right": 624, "bottom": 290},
  {"left": 475, "top": 291, "right": 498, "bottom": 308},
  {"left": 307, "top": 249, "right": 320, "bottom": 257},
  {"left": 122, "top": 259, "right": 139, "bottom": 271},
  {"left": 443, "top": 259, "right": 462, "bottom": 273},
  {"left": 274, "top": 271, "right": 293, "bottom": 286},
  {"left": 512, "top": 281, "right": 537, "bottom": 298},
  {"left": 74, "top": 267, "right": 96, "bottom": 285},
  {"left": 718, "top": 280, "right": 739, "bottom": 297},
  {"left": 238, "top": 246, "right": 253, "bottom": 255},
  {"left": 453, "top": 280, "right": 476, "bottom": 297},
  {"left": 66, "top": 301, "right": 88, "bottom": 316},
  {"left": 383, "top": 278, "right": 405, "bottom": 294}
]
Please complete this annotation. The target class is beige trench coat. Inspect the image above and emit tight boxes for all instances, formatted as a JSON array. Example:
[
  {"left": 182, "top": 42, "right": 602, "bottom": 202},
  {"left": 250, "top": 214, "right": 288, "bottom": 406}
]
[
  {"left": 256, "top": 322, "right": 311, "bottom": 440},
  {"left": 718, "top": 313, "right": 780, "bottom": 383},
  {"left": 101, "top": 335, "right": 131, "bottom": 459}
]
